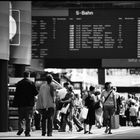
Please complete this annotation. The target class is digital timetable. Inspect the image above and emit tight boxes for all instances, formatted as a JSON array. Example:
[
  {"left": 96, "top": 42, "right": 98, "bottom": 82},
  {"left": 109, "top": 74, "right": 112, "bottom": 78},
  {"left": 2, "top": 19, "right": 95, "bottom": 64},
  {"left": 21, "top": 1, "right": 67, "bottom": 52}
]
[{"left": 32, "top": 8, "right": 140, "bottom": 59}]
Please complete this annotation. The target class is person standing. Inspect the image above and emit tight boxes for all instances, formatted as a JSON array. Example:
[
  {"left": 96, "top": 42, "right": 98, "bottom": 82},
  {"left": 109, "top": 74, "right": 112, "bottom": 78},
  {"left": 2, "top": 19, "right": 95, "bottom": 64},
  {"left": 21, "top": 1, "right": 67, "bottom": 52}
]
[
  {"left": 125, "top": 94, "right": 132, "bottom": 126},
  {"left": 129, "top": 102, "right": 137, "bottom": 126},
  {"left": 36, "top": 74, "right": 62, "bottom": 136},
  {"left": 13, "top": 71, "right": 38, "bottom": 137},
  {"left": 101, "top": 82, "right": 117, "bottom": 134},
  {"left": 94, "top": 89, "right": 103, "bottom": 129}
]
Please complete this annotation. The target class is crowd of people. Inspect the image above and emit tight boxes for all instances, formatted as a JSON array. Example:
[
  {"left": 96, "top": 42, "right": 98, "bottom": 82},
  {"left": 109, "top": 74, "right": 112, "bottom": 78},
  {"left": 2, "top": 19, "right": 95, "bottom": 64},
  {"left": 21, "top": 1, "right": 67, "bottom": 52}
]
[{"left": 13, "top": 71, "right": 140, "bottom": 137}]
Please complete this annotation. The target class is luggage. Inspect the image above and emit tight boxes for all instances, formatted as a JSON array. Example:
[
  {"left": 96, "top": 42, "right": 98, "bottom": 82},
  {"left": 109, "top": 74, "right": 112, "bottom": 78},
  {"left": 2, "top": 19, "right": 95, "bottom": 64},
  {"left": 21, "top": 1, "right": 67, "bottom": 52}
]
[
  {"left": 119, "top": 115, "right": 126, "bottom": 126},
  {"left": 111, "top": 114, "right": 120, "bottom": 129},
  {"left": 60, "top": 103, "right": 70, "bottom": 114},
  {"left": 79, "top": 107, "right": 89, "bottom": 122}
]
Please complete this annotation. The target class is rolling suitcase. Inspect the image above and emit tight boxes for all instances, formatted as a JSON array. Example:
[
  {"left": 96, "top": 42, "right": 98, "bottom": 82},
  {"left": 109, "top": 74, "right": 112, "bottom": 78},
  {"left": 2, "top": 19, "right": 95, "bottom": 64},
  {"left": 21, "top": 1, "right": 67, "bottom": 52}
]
[{"left": 111, "top": 114, "right": 120, "bottom": 129}]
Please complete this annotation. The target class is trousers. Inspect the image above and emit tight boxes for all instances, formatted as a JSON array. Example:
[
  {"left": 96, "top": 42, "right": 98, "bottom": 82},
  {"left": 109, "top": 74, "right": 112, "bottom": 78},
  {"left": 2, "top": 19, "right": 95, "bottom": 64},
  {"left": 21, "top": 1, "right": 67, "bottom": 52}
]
[
  {"left": 40, "top": 107, "right": 55, "bottom": 135},
  {"left": 18, "top": 106, "right": 33, "bottom": 134}
]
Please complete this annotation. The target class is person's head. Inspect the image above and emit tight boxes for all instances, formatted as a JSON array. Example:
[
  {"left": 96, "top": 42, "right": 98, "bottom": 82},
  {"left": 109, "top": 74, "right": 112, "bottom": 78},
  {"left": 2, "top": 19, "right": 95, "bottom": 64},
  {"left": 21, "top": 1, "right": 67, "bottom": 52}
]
[
  {"left": 131, "top": 102, "right": 135, "bottom": 106},
  {"left": 46, "top": 74, "right": 53, "bottom": 84},
  {"left": 134, "top": 96, "right": 138, "bottom": 101},
  {"left": 128, "top": 94, "right": 132, "bottom": 99},
  {"left": 63, "top": 82, "right": 70, "bottom": 89},
  {"left": 113, "top": 86, "right": 117, "bottom": 92},
  {"left": 89, "top": 86, "right": 95, "bottom": 94},
  {"left": 75, "top": 93, "right": 80, "bottom": 99},
  {"left": 104, "top": 82, "right": 112, "bottom": 91},
  {"left": 23, "top": 71, "right": 30, "bottom": 78},
  {"left": 67, "top": 85, "right": 74, "bottom": 93}
]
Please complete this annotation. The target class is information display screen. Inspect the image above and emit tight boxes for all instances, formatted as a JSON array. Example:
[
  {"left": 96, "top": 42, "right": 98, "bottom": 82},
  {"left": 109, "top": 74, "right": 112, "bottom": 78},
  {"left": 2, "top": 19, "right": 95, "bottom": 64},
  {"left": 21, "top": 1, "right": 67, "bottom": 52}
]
[{"left": 32, "top": 8, "right": 140, "bottom": 59}]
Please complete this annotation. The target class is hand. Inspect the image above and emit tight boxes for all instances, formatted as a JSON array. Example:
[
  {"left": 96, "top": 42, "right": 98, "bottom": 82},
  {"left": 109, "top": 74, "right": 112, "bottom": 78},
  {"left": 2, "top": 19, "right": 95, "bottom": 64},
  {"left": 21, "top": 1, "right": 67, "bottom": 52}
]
[
  {"left": 60, "top": 100, "right": 64, "bottom": 103},
  {"left": 114, "top": 107, "right": 117, "bottom": 113}
]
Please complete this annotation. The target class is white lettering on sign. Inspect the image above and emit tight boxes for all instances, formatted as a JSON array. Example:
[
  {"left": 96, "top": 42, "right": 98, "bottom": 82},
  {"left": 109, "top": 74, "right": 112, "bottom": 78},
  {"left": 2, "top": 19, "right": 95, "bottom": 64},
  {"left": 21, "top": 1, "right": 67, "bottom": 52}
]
[{"left": 76, "top": 10, "right": 94, "bottom": 16}]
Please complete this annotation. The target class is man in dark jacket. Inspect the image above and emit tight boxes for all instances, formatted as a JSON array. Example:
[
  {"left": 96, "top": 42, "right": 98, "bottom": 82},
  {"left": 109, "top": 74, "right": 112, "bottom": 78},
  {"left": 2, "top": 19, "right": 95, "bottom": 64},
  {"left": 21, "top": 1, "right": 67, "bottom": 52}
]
[{"left": 13, "top": 71, "right": 38, "bottom": 136}]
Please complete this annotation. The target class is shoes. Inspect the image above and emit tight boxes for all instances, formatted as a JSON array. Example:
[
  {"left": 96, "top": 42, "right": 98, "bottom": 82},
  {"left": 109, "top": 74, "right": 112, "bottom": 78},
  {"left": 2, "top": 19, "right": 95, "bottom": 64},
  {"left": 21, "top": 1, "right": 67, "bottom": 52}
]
[
  {"left": 47, "top": 133, "right": 52, "bottom": 136},
  {"left": 68, "top": 129, "right": 72, "bottom": 133},
  {"left": 17, "top": 129, "right": 24, "bottom": 136},
  {"left": 42, "top": 133, "right": 46, "bottom": 136},
  {"left": 84, "top": 131, "right": 88, "bottom": 134},
  {"left": 25, "top": 133, "right": 31, "bottom": 137},
  {"left": 108, "top": 131, "right": 112, "bottom": 134},
  {"left": 104, "top": 128, "right": 109, "bottom": 133},
  {"left": 58, "top": 129, "right": 66, "bottom": 132},
  {"left": 97, "top": 125, "right": 102, "bottom": 129},
  {"left": 88, "top": 131, "right": 93, "bottom": 134},
  {"left": 77, "top": 128, "right": 83, "bottom": 132}
]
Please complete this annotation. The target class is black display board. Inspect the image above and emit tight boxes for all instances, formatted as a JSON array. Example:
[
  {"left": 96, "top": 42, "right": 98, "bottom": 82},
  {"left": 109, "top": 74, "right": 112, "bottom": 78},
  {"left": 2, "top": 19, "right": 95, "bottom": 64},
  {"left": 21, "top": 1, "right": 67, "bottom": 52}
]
[{"left": 32, "top": 8, "right": 140, "bottom": 59}]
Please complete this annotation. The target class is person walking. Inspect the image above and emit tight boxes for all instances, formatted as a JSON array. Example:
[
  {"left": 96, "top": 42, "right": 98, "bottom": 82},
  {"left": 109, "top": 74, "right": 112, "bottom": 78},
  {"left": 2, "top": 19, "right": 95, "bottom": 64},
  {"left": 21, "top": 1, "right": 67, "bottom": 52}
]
[
  {"left": 36, "top": 74, "right": 62, "bottom": 136},
  {"left": 101, "top": 82, "right": 117, "bottom": 134},
  {"left": 58, "top": 82, "right": 71, "bottom": 132},
  {"left": 83, "top": 86, "right": 96, "bottom": 134},
  {"left": 73, "top": 93, "right": 84, "bottom": 132},
  {"left": 13, "top": 71, "right": 38, "bottom": 137},
  {"left": 59, "top": 85, "right": 75, "bottom": 132}
]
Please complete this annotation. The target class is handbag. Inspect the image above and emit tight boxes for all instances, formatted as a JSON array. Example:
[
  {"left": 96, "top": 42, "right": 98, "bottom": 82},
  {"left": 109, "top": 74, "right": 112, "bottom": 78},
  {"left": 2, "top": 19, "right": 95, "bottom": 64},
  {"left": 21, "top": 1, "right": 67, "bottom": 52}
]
[
  {"left": 79, "top": 106, "right": 89, "bottom": 121},
  {"left": 60, "top": 103, "right": 70, "bottom": 114}
]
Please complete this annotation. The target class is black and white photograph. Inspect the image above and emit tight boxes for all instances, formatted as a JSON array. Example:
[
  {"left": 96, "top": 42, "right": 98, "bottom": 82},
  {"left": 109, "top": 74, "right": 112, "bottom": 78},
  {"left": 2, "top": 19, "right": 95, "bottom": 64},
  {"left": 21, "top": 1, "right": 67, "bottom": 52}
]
[{"left": 1, "top": 0, "right": 140, "bottom": 139}]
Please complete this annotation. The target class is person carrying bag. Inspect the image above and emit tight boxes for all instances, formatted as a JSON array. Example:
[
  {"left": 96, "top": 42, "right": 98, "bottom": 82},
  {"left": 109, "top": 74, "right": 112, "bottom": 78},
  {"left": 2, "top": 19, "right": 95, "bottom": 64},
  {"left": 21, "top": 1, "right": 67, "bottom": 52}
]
[
  {"left": 60, "top": 103, "right": 70, "bottom": 114},
  {"left": 79, "top": 106, "right": 89, "bottom": 122},
  {"left": 101, "top": 82, "right": 117, "bottom": 134}
]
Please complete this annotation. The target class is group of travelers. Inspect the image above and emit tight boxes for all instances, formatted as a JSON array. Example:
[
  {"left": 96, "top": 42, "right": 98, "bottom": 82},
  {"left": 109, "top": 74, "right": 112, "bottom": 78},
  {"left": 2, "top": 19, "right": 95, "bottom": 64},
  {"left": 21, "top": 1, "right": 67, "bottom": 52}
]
[
  {"left": 119, "top": 93, "right": 140, "bottom": 127},
  {"left": 13, "top": 71, "right": 140, "bottom": 137}
]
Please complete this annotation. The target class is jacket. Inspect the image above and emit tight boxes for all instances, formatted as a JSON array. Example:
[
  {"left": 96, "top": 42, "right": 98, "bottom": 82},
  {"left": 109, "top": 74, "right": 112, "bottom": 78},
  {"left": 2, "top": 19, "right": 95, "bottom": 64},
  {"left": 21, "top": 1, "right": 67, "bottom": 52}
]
[
  {"left": 13, "top": 78, "right": 38, "bottom": 107},
  {"left": 36, "top": 82, "right": 55, "bottom": 110}
]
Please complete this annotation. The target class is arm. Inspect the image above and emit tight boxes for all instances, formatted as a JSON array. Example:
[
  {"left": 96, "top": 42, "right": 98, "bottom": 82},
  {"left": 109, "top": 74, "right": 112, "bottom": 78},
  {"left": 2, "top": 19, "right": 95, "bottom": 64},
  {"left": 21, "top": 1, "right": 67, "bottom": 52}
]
[
  {"left": 61, "top": 98, "right": 72, "bottom": 103},
  {"left": 61, "top": 93, "right": 74, "bottom": 104},
  {"left": 33, "top": 84, "right": 39, "bottom": 96},
  {"left": 113, "top": 92, "right": 117, "bottom": 111},
  {"left": 100, "top": 91, "right": 105, "bottom": 104},
  {"left": 31, "top": 81, "right": 38, "bottom": 96},
  {"left": 52, "top": 79, "right": 63, "bottom": 89}
]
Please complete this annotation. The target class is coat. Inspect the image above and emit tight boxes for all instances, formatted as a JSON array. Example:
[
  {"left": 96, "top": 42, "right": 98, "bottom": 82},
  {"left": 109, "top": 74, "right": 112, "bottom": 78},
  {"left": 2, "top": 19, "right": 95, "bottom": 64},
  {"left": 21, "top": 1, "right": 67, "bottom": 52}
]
[{"left": 13, "top": 78, "right": 38, "bottom": 107}]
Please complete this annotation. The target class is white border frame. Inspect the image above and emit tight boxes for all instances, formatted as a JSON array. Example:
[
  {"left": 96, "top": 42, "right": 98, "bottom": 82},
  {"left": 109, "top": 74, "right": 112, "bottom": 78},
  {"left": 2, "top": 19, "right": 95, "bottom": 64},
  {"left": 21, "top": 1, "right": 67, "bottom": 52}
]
[{"left": 10, "top": 9, "right": 20, "bottom": 46}]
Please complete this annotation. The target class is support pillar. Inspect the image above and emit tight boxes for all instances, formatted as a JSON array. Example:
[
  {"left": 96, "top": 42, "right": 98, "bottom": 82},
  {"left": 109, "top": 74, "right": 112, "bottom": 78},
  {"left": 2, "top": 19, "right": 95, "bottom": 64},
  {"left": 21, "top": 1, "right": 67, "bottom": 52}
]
[
  {"left": 0, "top": 60, "right": 8, "bottom": 132},
  {"left": 14, "top": 64, "right": 26, "bottom": 77},
  {"left": 98, "top": 68, "right": 105, "bottom": 85}
]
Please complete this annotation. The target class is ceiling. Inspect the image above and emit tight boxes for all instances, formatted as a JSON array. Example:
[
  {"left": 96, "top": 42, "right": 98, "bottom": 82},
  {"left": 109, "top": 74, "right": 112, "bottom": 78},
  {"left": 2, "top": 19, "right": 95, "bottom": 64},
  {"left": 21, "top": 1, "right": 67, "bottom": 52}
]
[{"left": 32, "top": 1, "right": 140, "bottom": 8}]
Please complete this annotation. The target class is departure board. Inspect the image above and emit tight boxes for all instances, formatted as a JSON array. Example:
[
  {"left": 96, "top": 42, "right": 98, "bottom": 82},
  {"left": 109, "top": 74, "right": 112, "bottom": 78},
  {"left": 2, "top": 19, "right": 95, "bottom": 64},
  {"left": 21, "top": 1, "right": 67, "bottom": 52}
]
[{"left": 32, "top": 9, "right": 140, "bottom": 59}]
